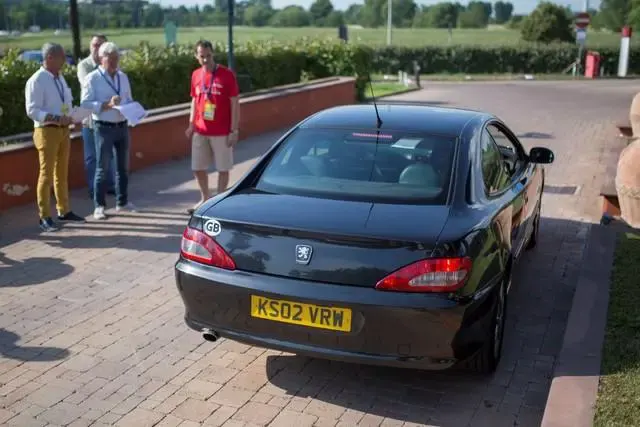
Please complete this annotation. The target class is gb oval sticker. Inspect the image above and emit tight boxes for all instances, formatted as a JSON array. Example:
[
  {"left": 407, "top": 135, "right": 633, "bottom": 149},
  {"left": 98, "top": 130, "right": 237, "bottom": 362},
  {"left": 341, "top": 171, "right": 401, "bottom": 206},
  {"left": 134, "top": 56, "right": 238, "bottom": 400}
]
[{"left": 203, "top": 219, "right": 222, "bottom": 237}]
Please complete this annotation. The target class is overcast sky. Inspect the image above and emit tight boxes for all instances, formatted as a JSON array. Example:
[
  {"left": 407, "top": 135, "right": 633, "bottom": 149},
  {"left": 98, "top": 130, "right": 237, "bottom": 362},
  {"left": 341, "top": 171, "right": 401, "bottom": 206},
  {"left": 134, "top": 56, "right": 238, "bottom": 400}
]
[{"left": 156, "top": 0, "right": 599, "bottom": 14}]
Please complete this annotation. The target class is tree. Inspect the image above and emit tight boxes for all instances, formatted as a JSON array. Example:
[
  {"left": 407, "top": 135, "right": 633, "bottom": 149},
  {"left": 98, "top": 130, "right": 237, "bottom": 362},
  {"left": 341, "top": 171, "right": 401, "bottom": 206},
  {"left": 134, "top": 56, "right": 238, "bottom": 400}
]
[
  {"left": 413, "top": 3, "right": 459, "bottom": 28},
  {"left": 344, "top": 4, "right": 363, "bottom": 24},
  {"left": 309, "top": 0, "right": 333, "bottom": 25},
  {"left": 493, "top": 1, "right": 513, "bottom": 24},
  {"left": 458, "top": 2, "right": 491, "bottom": 28},
  {"left": 520, "top": 2, "right": 573, "bottom": 43},
  {"left": 269, "top": 5, "right": 311, "bottom": 26},
  {"left": 598, "top": 0, "right": 630, "bottom": 31},
  {"left": 244, "top": 4, "right": 273, "bottom": 26}
]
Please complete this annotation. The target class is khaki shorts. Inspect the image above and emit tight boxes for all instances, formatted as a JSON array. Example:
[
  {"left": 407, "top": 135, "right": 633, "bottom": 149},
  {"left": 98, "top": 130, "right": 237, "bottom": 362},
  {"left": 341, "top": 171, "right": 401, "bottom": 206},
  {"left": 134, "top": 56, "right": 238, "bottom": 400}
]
[{"left": 191, "top": 132, "right": 233, "bottom": 172}]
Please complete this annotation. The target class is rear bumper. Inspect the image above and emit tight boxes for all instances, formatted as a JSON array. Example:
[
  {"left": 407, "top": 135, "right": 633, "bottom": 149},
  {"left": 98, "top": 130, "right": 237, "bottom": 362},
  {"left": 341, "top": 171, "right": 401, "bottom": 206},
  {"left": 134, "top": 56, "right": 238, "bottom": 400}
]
[{"left": 175, "top": 259, "right": 498, "bottom": 370}]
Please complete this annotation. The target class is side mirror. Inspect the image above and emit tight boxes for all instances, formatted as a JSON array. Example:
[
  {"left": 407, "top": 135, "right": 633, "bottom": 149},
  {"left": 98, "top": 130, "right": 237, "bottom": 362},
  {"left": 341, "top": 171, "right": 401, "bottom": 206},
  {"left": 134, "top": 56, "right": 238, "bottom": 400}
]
[{"left": 529, "top": 147, "right": 554, "bottom": 164}]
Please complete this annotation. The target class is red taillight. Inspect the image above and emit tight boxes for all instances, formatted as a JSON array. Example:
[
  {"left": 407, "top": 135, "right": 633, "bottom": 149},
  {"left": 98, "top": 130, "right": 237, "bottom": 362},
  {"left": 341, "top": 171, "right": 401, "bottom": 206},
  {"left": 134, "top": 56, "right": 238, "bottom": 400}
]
[
  {"left": 180, "top": 227, "right": 236, "bottom": 270},
  {"left": 375, "top": 257, "right": 472, "bottom": 293}
]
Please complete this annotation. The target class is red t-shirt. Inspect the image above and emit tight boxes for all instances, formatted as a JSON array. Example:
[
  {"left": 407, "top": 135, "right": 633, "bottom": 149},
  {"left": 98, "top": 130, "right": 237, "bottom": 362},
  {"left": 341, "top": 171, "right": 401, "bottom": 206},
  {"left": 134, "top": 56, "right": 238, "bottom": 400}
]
[{"left": 190, "top": 64, "right": 239, "bottom": 136}]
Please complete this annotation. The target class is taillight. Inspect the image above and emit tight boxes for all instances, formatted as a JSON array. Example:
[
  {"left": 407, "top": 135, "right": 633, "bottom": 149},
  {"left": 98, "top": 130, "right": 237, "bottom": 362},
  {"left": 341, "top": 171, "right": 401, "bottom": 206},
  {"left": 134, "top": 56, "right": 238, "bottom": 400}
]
[
  {"left": 375, "top": 257, "right": 472, "bottom": 293},
  {"left": 180, "top": 227, "right": 236, "bottom": 270}
]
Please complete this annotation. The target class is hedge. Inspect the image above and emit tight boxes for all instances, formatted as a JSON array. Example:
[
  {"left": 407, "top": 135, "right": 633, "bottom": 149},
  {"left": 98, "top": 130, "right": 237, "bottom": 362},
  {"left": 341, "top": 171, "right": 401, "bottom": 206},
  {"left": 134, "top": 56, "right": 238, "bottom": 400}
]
[
  {"left": 0, "top": 39, "right": 372, "bottom": 138},
  {"left": 1, "top": 39, "right": 638, "bottom": 138},
  {"left": 372, "top": 44, "right": 640, "bottom": 75}
]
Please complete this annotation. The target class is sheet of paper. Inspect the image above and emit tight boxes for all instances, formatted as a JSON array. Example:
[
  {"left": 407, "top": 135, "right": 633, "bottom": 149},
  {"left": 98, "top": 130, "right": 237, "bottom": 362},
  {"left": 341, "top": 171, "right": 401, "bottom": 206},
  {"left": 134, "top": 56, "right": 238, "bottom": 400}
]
[
  {"left": 113, "top": 102, "right": 148, "bottom": 127},
  {"left": 70, "top": 107, "right": 93, "bottom": 123}
]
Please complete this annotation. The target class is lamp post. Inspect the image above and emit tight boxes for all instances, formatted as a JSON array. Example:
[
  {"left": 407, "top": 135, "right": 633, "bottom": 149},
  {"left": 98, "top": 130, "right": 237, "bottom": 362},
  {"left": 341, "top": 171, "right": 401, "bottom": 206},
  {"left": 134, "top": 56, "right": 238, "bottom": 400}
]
[
  {"left": 227, "top": 0, "right": 235, "bottom": 71},
  {"left": 386, "top": 0, "right": 392, "bottom": 45},
  {"left": 69, "top": 0, "right": 81, "bottom": 62}
]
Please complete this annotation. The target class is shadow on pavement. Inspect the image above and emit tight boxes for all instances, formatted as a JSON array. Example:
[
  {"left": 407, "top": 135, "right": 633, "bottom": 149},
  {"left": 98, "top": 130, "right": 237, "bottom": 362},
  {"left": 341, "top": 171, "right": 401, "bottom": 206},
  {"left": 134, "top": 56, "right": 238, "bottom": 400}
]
[
  {"left": 39, "top": 233, "right": 181, "bottom": 253},
  {"left": 249, "top": 216, "right": 593, "bottom": 427},
  {"left": 0, "top": 328, "right": 70, "bottom": 361},
  {"left": 0, "top": 129, "right": 286, "bottom": 249},
  {"left": 0, "top": 252, "right": 74, "bottom": 288}
]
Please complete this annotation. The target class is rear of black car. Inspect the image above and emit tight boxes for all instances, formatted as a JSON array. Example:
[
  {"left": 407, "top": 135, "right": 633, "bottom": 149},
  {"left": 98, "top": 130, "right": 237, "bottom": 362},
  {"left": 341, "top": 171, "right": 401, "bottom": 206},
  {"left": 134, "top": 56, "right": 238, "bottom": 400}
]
[{"left": 174, "top": 126, "right": 496, "bottom": 370}]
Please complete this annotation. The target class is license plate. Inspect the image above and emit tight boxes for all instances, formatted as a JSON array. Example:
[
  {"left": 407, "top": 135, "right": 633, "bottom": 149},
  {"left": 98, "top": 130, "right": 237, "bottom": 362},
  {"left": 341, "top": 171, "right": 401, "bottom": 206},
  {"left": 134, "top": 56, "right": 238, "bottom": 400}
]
[{"left": 250, "top": 295, "right": 352, "bottom": 332}]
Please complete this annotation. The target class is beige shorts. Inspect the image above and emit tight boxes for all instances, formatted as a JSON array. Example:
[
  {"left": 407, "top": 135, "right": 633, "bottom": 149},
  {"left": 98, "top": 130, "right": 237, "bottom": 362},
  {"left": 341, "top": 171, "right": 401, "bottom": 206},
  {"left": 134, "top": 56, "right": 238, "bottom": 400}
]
[{"left": 191, "top": 132, "right": 233, "bottom": 172}]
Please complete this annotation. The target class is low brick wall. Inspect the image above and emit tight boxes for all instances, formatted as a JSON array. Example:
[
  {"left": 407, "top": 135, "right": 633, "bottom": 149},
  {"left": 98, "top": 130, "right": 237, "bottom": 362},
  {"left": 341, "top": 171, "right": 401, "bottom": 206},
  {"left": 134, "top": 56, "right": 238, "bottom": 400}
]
[{"left": 0, "top": 77, "right": 356, "bottom": 213}]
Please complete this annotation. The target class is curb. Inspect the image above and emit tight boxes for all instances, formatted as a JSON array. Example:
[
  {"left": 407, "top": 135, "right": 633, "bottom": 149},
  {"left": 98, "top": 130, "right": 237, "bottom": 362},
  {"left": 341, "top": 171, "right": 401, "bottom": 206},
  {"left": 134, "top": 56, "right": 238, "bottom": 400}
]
[{"left": 540, "top": 224, "right": 618, "bottom": 427}]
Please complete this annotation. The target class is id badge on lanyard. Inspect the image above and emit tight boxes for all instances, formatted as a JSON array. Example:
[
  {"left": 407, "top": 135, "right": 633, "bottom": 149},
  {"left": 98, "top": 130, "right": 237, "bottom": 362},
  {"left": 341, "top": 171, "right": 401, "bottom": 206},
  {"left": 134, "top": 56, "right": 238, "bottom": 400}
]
[
  {"left": 202, "top": 66, "right": 217, "bottom": 121},
  {"left": 54, "top": 77, "right": 68, "bottom": 114}
]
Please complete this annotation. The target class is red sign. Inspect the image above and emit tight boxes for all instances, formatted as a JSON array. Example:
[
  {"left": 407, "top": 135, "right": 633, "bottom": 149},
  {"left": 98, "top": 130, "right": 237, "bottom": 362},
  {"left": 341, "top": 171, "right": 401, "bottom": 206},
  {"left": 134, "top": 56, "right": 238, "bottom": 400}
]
[{"left": 575, "top": 12, "right": 590, "bottom": 29}]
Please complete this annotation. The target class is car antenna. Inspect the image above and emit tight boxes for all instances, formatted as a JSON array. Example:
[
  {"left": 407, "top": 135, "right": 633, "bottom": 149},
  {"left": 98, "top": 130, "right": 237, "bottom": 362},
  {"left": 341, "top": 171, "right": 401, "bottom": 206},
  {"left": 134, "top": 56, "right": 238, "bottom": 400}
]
[{"left": 367, "top": 74, "right": 383, "bottom": 129}]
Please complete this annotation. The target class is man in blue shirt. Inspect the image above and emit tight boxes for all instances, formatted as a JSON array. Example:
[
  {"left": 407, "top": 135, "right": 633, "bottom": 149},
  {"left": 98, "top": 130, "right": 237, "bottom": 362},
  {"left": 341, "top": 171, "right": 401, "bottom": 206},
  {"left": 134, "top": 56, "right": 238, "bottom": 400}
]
[
  {"left": 77, "top": 33, "right": 116, "bottom": 200},
  {"left": 81, "top": 41, "right": 137, "bottom": 220}
]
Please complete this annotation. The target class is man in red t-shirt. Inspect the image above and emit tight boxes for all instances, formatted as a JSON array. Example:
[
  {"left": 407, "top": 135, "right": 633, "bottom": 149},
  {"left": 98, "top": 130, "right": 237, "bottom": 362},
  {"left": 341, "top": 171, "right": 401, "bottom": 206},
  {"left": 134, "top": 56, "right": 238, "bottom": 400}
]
[{"left": 185, "top": 39, "right": 240, "bottom": 214}]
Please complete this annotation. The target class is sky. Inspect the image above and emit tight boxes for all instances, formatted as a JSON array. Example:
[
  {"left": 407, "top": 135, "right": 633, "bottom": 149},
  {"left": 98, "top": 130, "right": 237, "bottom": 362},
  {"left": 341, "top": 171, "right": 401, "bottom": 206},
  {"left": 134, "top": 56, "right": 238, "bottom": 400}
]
[{"left": 156, "top": 0, "right": 601, "bottom": 14}]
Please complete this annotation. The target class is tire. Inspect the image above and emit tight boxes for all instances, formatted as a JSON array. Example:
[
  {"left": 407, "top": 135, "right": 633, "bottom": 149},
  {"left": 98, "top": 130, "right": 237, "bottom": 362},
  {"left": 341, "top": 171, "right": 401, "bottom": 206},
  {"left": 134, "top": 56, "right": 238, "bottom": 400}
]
[
  {"left": 467, "top": 275, "right": 508, "bottom": 374},
  {"left": 525, "top": 198, "right": 541, "bottom": 250}
]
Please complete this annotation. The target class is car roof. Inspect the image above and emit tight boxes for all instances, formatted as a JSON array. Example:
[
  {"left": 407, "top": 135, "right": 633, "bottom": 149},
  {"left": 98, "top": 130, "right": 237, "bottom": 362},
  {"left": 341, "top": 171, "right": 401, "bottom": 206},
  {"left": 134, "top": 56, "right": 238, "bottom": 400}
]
[{"left": 300, "top": 103, "right": 493, "bottom": 137}]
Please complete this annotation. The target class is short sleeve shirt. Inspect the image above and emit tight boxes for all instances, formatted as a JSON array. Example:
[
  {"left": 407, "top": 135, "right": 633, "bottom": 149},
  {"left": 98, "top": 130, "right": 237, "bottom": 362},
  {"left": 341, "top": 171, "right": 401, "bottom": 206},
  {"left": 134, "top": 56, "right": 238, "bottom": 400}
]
[{"left": 190, "top": 64, "right": 239, "bottom": 136}]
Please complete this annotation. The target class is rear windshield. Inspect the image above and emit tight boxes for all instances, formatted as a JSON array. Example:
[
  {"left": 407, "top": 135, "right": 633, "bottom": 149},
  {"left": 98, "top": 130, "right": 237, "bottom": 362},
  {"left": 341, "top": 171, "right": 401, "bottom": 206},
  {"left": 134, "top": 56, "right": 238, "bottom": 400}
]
[{"left": 254, "top": 128, "right": 457, "bottom": 204}]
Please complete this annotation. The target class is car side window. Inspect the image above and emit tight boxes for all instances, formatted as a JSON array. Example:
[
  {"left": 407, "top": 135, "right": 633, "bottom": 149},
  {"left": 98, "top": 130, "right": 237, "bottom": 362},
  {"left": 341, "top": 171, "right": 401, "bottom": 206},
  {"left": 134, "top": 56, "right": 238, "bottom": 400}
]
[
  {"left": 480, "top": 129, "right": 511, "bottom": 194},
  {"left": 487, "top": 123, "right": 526, "bottom": 178}
]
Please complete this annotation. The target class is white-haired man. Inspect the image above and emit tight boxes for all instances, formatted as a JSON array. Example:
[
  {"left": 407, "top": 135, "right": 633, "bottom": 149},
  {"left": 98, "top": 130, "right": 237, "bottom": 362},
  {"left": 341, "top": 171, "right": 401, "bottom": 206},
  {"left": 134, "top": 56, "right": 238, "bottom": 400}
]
[
  {"left": 77, "top": 33, "right": 116, "bottom": 200},
  {"left": 81, "top": 41, "right": 137, "bottom": 220},
  {"left": 25, "top": 42, "right": 85, "bottom": 232}
]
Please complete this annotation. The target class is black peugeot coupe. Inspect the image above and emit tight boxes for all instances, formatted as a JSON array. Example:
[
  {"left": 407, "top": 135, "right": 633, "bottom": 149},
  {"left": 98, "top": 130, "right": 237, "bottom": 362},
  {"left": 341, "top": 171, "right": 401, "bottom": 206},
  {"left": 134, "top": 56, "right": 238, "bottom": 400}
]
[{"left": 174, "top": 103, "right": 554, "bottom": 374}]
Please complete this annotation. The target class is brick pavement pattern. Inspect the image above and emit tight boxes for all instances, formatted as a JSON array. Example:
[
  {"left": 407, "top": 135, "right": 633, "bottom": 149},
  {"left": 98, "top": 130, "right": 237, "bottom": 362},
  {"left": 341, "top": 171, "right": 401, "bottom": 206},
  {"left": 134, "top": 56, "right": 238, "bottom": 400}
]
[{"left": 0, "top": 80, "right": 633, "bottom": 427}]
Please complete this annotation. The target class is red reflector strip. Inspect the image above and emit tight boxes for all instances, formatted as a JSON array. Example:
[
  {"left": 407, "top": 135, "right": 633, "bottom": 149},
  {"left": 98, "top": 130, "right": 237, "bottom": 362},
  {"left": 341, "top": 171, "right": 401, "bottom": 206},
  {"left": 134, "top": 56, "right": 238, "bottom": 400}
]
[{"left": 351, "top": 132, "right": 393, "bottom": 139}]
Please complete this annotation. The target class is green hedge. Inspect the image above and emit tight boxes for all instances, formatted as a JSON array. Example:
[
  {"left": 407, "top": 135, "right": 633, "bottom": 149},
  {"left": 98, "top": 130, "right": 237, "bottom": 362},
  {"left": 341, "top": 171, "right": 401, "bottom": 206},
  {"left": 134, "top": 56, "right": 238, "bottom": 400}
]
[
  {"left": 0, "top": 39, "right": 372, "bottom": 137},
  {"left": 373, "top": 44, "right": 640, "bottom": 75},
  {"left": 1, "top": 39, "right": 637, "bottom": 138}
]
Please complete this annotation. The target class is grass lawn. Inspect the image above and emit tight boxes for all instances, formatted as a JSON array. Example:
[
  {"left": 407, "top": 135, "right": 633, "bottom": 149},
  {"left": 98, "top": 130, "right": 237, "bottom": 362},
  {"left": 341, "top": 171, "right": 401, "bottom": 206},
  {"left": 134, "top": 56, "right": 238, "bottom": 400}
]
[
  {"left": 0, "top": 26, "right": 629, "bottom": 52},
  {"left": 594, "top": 232, "right": 640, "bottom": 427},
  {"left": 367, "top": 81, "right": 416, "bottom": 98}
]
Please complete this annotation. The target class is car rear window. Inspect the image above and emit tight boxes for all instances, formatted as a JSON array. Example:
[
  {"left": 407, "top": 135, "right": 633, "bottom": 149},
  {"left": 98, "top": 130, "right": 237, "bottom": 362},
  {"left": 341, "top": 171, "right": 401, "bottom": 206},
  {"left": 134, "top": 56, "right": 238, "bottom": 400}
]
[{"left": 254, "top": 128, "right": 457, "bottom": 204}]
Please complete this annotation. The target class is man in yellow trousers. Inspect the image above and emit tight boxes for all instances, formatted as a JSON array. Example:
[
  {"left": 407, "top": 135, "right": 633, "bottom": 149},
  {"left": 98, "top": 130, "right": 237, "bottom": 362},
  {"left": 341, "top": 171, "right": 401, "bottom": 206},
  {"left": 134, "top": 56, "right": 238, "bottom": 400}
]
[{"left": 25, "top": 42, "right": 85, "bottom": 232}]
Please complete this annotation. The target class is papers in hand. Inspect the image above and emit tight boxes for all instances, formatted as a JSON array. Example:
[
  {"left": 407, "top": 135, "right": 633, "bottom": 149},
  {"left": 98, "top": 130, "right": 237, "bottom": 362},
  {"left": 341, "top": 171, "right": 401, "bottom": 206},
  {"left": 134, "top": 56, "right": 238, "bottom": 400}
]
[
  {"left": 113, "top": 102, "right": 148, "bottom": 127},
  {"left": 69, "top": 107, "right": 93, "bottom": 123}
]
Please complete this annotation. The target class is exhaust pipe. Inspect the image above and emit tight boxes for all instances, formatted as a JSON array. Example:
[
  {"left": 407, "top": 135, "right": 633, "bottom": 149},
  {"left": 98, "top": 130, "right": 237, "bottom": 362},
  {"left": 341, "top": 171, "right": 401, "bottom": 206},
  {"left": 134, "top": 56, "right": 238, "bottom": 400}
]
[{"left": 202, "top": 329, "right": 219, "bottom": 342}]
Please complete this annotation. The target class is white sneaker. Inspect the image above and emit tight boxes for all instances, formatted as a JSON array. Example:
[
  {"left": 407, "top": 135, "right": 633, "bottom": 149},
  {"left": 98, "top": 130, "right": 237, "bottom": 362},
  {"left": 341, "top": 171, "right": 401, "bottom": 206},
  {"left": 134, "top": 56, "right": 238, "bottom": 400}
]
[
  {"left": 93, "top": 206, "right": 106, "bottom": 220},
  {"left": 116, "top": 202, "right": 137, "bottom": 213}
]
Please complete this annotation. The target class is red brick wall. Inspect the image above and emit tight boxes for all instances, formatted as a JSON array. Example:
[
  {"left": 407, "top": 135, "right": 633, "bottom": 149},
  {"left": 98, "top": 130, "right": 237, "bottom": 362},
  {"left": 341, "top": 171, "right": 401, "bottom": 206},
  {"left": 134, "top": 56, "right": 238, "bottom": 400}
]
[{"left": 0, "top": 77, "right": 355, "bottom": 213}]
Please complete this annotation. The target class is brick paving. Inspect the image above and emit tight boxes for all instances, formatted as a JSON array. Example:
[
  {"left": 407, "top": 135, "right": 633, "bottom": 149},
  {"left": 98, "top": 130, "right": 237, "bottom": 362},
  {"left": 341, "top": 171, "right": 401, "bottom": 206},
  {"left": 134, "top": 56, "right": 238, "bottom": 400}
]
[{"left": 0, "top": 80, "right": 633, "bottom": 427}]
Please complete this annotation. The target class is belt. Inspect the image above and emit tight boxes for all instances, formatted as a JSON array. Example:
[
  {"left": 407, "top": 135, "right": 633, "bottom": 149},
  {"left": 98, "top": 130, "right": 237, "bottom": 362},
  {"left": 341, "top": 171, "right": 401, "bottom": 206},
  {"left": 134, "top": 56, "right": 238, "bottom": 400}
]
[
  {"left": 95, "top": 120, "right": 128, "bottom": 128},
  {"left": 40, "top": 124, "right": 66, "bottom": 128}
]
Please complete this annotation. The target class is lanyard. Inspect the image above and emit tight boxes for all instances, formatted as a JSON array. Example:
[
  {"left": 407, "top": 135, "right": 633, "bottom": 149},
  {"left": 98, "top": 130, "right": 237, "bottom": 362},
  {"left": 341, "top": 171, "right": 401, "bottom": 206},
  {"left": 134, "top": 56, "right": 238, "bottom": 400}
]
[
  {"left": 201, "top": 65, "right": 218, "bottom": 97},
  {"left": 53, "top": 76, "right": 65, "bottom": 103},
  {"left": 99, "top": 69, "right": 120, "bottom": 95}
]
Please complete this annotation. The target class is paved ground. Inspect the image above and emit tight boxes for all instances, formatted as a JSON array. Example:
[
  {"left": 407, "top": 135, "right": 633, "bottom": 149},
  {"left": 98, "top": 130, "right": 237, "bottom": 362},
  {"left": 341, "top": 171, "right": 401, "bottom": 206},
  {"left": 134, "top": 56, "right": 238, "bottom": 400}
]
[{"left": 0, "top": 80, "right": 634, "bottom": 427}]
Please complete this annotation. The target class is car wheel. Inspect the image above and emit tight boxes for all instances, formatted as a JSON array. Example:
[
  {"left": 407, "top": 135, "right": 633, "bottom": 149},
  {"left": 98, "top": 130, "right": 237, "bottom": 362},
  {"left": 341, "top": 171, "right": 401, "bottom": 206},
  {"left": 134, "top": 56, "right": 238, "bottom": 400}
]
[
  {"left": 467, "top": 275, "right": 508, "bottom": 374},
  {"left": 525, "top": 199, "right": 541, "bottom": 250}
]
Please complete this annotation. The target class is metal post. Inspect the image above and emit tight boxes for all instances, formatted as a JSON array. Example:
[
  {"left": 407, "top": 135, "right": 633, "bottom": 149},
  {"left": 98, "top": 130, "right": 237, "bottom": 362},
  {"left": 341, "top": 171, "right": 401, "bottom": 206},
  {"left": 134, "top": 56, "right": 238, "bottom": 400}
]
[
  {"left": 386, "top": 0, "right": 392, "bottom": 46},
  {"left": 227, "top": 0, "right": 235, "bottom": 71},
  {"left": 69, "top": 0, "right": 81, "bottom": 62}
]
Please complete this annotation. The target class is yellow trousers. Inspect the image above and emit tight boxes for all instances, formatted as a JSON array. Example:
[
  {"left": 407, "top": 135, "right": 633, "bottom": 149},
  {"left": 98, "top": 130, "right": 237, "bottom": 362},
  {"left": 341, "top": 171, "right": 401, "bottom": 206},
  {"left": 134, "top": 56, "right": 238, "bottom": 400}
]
[{"left": 33, "top": 126, "right": 71, "bottom": 219}]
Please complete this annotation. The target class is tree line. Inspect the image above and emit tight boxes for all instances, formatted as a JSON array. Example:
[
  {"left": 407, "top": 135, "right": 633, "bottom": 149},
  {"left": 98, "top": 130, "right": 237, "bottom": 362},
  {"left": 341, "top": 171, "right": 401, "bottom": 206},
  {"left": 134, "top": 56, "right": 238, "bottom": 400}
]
[
  {"left": 2, "top": 0, "right": 513, "bottom": 31},
  {"left": 0, "top": 0, "right": 629, "bottom": 33}
]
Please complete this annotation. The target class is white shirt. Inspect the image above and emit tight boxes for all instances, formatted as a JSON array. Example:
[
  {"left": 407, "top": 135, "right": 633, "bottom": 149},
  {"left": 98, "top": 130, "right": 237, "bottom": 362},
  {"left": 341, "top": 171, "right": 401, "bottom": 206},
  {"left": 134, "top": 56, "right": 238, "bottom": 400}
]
[
  {"left": 80, "top": 66, "right": 133, "bottom": 123},
  {"left": 24, "top": 67, "right": 73, "bottom": 128}
]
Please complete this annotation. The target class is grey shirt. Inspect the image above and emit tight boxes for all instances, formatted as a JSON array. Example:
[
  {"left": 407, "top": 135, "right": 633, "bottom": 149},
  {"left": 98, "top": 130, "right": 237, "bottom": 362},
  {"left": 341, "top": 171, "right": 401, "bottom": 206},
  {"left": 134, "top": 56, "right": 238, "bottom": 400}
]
[{"left": 77, "top": 56, "right": 99, "bottom": 127}]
